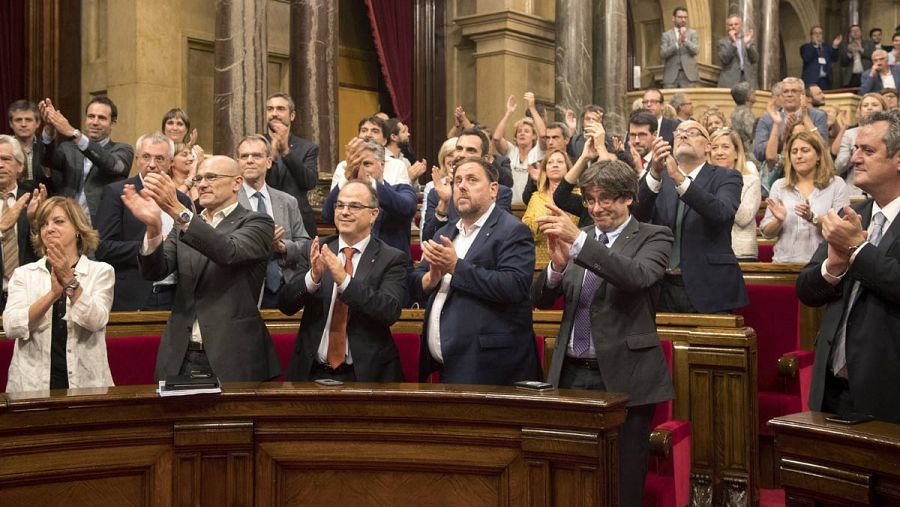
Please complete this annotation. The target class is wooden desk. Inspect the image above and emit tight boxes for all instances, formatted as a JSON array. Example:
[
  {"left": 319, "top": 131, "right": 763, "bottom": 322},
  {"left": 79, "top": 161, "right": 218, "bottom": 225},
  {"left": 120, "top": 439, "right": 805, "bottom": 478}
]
[
  {"left": 0, "top": 384, "right": 629, "bottom": 506},
  {"left": 771, "top": 411, "right": 900, "bottom": 505}
]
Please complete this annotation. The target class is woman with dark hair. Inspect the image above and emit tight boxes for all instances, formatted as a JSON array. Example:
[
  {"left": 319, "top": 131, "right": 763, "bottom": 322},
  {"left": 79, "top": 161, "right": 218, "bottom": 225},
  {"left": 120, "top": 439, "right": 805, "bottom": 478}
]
[
  {"left": 161, "top": 108, "right": 205, "bottom": 173},
  {"left": 2, "top": 197, "right": 114, "bottom": 392}
]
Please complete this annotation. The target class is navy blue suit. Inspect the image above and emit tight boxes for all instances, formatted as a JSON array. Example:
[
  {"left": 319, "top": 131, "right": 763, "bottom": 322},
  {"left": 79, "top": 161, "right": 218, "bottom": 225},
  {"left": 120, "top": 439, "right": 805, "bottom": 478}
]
[
  {"left": 800, "top": 43, "right": 839, "bottom": 89},
  {"left": 420, "top": 185, "right": 513, "bottom": 242},
  {"left": 411, "top": 205, "right": 541, "bottom": 385},
  {"left": 634, "top": 163, "right": 748, "bottom": 313}
]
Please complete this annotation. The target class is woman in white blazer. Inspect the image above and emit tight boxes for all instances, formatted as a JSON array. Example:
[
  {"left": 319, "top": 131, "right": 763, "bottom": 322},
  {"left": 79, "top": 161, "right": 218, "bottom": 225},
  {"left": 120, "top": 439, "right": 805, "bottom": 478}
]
[{"left": 3, "top": 197, "right": 114, "bottom": 392}]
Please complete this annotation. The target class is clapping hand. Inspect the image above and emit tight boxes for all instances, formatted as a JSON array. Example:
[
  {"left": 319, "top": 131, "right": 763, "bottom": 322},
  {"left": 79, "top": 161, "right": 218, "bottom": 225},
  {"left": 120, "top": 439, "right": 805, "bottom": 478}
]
[
  {"left": 422, "top": 235, "right": 458, "bottom": 275},
  {"left": 505, "top": 94, "right": 518, "bottom": 115},
  {"left": 273, "top": 225, "right": 286, "bottom": 254},
  {"left": 536, "top": 202, "right": 580, "bottom": 245},
  {"left": 320, "top": 244, "right": 350, "bottom": 286},
  {"left": 0, "top": 194, "right": 30, "bottom": 233},
  {"left": 26, "top": 183, "right": 48, "bottom": 223},
  {"left": 564, "top": 109, "right": 577, "bottom": 133},
  {"left": 431, "top": 166, "right": 451, "bottom": 205},
  {"left": 308, "top": 237, "right": 325, "bottom": 283},
  {"left": 794, "top": 199, "right": 814, "bottom": 223},
  {"left": 121, "top": 184, "right": 163, "bottom": 235},
  {"left": 766, "top": 197, "right": 787, "bottom": 222}
]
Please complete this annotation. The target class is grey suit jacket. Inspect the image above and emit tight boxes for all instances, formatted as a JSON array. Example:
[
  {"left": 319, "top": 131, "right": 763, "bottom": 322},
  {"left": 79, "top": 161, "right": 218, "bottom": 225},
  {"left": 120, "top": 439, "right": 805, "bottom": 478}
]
[
  {"left": 238, "top": 185, "right": 310, "bottom": 283},
  {"left": 660, "top": 27, "right": 699, "bottom": 83},
  {"left": 530, "top": 217, "right": 675, "bottom": 407},
  {"left": 716, "top": 36, "right": 759, "bottom": 88},
  {"left": 140, "top": 204, "right": 281, "bottom": 381}
]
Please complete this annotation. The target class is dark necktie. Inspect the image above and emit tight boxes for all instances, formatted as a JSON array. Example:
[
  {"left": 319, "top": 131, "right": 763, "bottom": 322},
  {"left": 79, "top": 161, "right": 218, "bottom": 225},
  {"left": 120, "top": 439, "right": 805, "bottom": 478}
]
[
  {"left": 571, "top": 232, "right": 609, "bottom": 357},
  {"left": 327, "top": 247, "right": 356, "bottom": 368},
  {"left": 254, "top": 192, "right": 283, "bottom": 293},
  {"left": 668, "top": 177, "right": 692, "bottom": 270},
  {"left": 832, "top": 211, "right": 886, "bottom": 378}
]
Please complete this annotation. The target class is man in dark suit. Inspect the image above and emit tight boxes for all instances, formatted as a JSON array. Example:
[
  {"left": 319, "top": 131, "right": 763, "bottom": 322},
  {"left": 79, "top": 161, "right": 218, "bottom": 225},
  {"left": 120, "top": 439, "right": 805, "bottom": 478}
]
[
  {"left": 716, "top": 15, "right": 759, "bottom": 88},
  {"left": 641, "top": 89, "right": 677, "bottom": 146},
  {"left": 236, "top": 134, "right": 310, "bottom": 308},
  {"left": 263, "top": 92, "right": 320, "bottom": 237},
  {"left": 532, "top": 159, "right": 675, "bottom": 506},
  {"left": 421, "top": 128, "right": 513, "bottom": 242},
  {"left": 840, "top": 24, "right": 873, "bottom": 88},
  {"left": 797, "top": 111, "right": 900, "bottom": 423},
  {"left": 0, "top": 136, "right": 44, "bottom": 312},
  {"left": 124, "top": 155, "right": 281, "bottom": 382},
  {"left": 7, "top": 100, "right": 51, "bottom": 188},
  {"left": 800, "top": 26, "right": 842, "bottom": 90},
  {"left": 94, "top": 132, "right": 194, "bottom": 311},
  {"left": 38, "top": 96, "right": 133, "bottom": 223},
  {"left": 660, "top": 7, "right": 699, "bottom": 88},
  {"left": 279, "top": 181, "right": 407, "bottom": 382},
  {"left": 635, "top": 120, "right": 748, "bottom": 313},
  {"left": 859, "top": 49, "right": 900, "bottom": 94},
  {"left": 411, "top": 157, "right": 541, "bottom": 385},
  {"left": 322, "top": 139, "right": 416, "bottom": 262}
]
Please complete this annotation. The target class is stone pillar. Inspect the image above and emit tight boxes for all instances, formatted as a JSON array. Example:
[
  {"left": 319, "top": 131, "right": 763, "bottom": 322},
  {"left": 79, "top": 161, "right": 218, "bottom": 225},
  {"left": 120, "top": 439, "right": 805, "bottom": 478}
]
[
  {"left": 290, "top": 0, "right": 338, "bottom": 174},
  {"left": 214, "top": 0, "right": 266, "bottom": 157},
  {"left": 757, "top": 0, "right": 779, "bottom": 90},
  {"left": 554, "top": 0, "right": 593, "bottom": 118},
  {"left": 593, "top": 0, "right": 628, "bottom": 132}
]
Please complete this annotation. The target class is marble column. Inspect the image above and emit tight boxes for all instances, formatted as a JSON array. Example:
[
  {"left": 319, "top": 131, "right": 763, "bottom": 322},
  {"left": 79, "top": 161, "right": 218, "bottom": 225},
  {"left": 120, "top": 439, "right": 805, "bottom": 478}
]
[
  {"left": 757, "top": 0, "right": 779, "bottom": 90},
  {"left": 290, "top": 0, "right": 338, "bottom": 176},
  {"left": 214, "top": 0, "right": 267, "bottom": 156},
  {"left": 592, "top": 0, "right": 628, "bottom": 132},
  {"left": 554, "top": 0, "right": 593, "bottom": 119}
]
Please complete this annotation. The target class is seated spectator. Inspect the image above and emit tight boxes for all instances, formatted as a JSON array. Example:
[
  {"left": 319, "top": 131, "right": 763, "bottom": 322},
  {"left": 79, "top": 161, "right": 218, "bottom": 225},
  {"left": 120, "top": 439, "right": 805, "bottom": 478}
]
[
  {"left": 492, "top": 92, "right": 546, "bottom": 204},
  {"left": 730, "top": 82, "right": 757, "bottom": 157},
  {"left": 700, "top": 107, "right": 729, "bottom": 134},
  {"left": 421, "top": 137, "right": 457, "bottom": 232},
  {"left": 522, "top": 149, "right": 579, "bottom": 265},
  {"left": 882, "top": 87, "right": 898, "bottom": 109},
  {"left": 2, "top": 196, "right": 114, "bottom": 392},
  {"left": 760, "top": 131, "right": 849, "bottom": 263},
  {"left": 834, "top": 92, "right": 887, "bottom": 197},
  {"left": 708, "top": 128, "right": 761, "bottom": 261},
  {"left": 171, "top": 142, "right": 198, "bottom": 203},
  {"left": 860, "top": 49, "right": 900, "bottom": 94}
]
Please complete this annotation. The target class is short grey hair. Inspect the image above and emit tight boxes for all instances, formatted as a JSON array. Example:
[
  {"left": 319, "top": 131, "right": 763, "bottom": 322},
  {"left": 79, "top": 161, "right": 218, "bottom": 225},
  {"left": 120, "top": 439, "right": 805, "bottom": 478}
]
[
  {"left": 781, "top": 77, "right": 805, "bottom": 89},
  {"left": 859, "top": 110, "right": 900, "bottom": 157},
  {"left": 0, "top": 135, "right": 25, "bottom": 166},
  {"left": 730, "top": 82, "right": 753, "bottom": 105},
  {"left": 670, "top": 93, "right": 689, "bottom": 113},
  {"left": 360, "top": 139, "right": 385, "bottom": 162},
  {"left": 237, "top": 134, "right": 273, "bottom": 158},
  {"left": 770, "top": 82, "right": 783, "bottom": 97},
  {"left": 135, "top": 131, "right": 175, "bottom": 158}
]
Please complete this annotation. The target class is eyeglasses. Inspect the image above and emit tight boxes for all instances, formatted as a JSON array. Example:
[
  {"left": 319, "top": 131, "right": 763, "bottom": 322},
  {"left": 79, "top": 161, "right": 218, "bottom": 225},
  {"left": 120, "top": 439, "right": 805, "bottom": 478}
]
[
  {"left": 674, "top": 129, "right": 706, "bottom": 139},
  {"left": 192, "top": 172, "right": 238, "bottom": 183},
  {"left": 238, "top": 152, "right": 267, "bottom": 161},
  {"left": 781, "top": 88, "right": 803, "bottom": 95},
  {"left": 334, "top": 201, "right": 376, "bottom": 213},
  {"left": 642, "top": 99, "right": 662, "bottom": 105},
  {"left": 582, "top": 194, "right": 620, "bottom": 208},
  {"left": 139, "top": 153, "right": 168, "bottom": 164}
]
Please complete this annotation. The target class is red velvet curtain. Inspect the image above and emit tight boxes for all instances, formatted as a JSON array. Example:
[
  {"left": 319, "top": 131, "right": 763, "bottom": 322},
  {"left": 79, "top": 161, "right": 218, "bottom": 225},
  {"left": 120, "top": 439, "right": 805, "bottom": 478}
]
[
  {"left": 363, "top": 0, "right": 413, "bottom": 123},
  {"left": 0, "top": 0, "right": 26, "bottom": 134}
]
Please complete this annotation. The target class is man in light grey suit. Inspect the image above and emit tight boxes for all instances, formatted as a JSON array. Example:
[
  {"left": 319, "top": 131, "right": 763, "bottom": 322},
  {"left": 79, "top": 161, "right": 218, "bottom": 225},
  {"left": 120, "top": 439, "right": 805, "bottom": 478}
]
[
  {"left": 717, "top": 15, "right": 759, "bottom": 88},
  {"left": 125, "top": 155, "right": 281, "bottom": 382},
  {"left": 660, "top": 7, "right": 699, "bottom": 88},
  {"left": 236, "top": 134, "right": 310, "bottom": 308},
  {"left": 532, "top": 158, "right": 674, "bottom": 506}
]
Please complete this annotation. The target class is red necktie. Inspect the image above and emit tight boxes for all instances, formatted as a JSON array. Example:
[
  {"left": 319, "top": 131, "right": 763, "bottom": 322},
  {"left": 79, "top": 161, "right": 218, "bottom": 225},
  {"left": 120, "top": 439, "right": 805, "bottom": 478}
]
[{"left": 327, "top": 247, "right": 356, "bottom": 368}]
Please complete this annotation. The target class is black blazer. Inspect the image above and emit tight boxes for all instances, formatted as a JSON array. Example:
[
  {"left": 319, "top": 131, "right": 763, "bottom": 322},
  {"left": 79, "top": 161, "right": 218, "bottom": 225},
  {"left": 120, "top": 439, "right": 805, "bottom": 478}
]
[
  {"left": 265, "top": 133, "right": 320, "bottom": 237},
  {"left": 278, "top": 235, "right": 407, "bottom": 382},
  {"left": 797, "top": 200, "right": 900, "bottom": 422},
  {"left": 94, "top": 175, "right": 194, "bottom": 311}
]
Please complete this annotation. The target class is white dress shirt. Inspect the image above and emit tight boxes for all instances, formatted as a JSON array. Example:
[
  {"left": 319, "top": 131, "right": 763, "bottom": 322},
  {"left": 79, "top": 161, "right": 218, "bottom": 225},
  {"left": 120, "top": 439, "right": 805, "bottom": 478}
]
[
  {"left": 2, "top": 255, "right": 115, "bottom": 392},
  {"left": 427, "top": 203, "right": 496, "bottom": 362}
]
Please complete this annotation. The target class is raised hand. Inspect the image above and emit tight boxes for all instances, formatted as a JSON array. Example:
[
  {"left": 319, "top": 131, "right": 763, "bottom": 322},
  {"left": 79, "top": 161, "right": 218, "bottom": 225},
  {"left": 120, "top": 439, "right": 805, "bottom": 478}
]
[
  {"left": 505, "top": 94, "right": 517, "bottom": 115},
  {"left": 536, "top": 202, "right": 580, "bottom": 245},
  {"left": 832, "top": 34, "right": 843, "bottom": 47},
  {"left": 564, "top": 109, "right": 577, "bottom": 133},
  {"left": 431, "top": 166, "right": 451, "bottom": 204},
  {"left": 319, "top": 242, "right": 349, "bottom": 285},
  {"left": 767, "top": 98, "right": 781, "bottom": 124},
  {"left": 528, "top": 162, "right": 541, "bottom": 183},
  {"left": 408, "top": 159, "right": 427, "bottom": 182},
  {"left": 26, "top": 183, "right": 47, "bottom": 223},
  {"left": 743, "top": 29, "right": 754, "bottom": 46},
  {"left": 524, "top": 92, "right": 536, "bottom": 111},
  {"left": 142, "top": 172, "right": 182, "bottom": 215},
  {"left": 121, "top": 184, "right": 163, "bottom": 232},
  {"left": 421, "top": 235, "right": 458, "bottom": 274},
  {"left": 547, "top": 234, "right": 571, "bottom": 272},
  {"left": 581, "top": 130, "right": 599, "bottom": 161},
  {"left": 0, "top": 194, "right": 30, "bottom": 232},
  {"left": 308, "top": 237, "right": 325, "bottom": 283},
  {"left": 268, "top": 120, "right": 290, "bottom": 156},
  {"left": 766, "top": 197, "right": 787, "bottom": 222}
]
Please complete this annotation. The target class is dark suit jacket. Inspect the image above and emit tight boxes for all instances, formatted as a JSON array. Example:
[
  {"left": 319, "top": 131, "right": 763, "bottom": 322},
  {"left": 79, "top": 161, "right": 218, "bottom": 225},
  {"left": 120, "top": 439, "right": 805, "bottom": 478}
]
[
  {"left": 237, "top": 185, "right": 310, "bottom": 284},
  {"left": 1, "top": 184, "right": 40, "bottom": 295},
  {"left": 859, "top": 66, "right": 900, "bottom": 94},
  {"left": 410, "top": 205, "right": 541, "bottom": 385},
  {"left": 43, "top": 138, "right": 134, "bottom": 222},
  {"left": 139, "top": 205, "right": 281, "bottom": 381},
  {"left": 531, "top": 218, "right": 675, "bottom": 406},
  {"left": 278, "top": 235, "right": 407, "bottom": 381},
  {"left": 420, "top": 186, "right": 513, "bottom": 242},
  {"left": 95, "top": 176, "right": 194, "bottom": 311},
  {"left": 800, "top": 43, "right": 839, "bottom": 89},
  {"left": 493, "top": 155, "right": 513, "bottom": 188},
  {"left": 796, "top": 200, "right": 900, "bottom": 422},
  {"left": 840, "top": 41, "right": 875, "bottom": 85},
  {"left": 635, "top": 163, "right": 749, "bottom": 313},
  {"left": 265, "top": 133, "right": 320, "bottom": 237}
]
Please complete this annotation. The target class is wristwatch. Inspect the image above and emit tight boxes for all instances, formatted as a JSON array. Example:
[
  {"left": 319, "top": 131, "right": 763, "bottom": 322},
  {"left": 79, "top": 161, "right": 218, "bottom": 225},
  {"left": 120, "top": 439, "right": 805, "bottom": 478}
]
[
  {"left": 71, "top": 129, "right": 82, "bottom": 141},
  {"left": 810, "top": 213, "right": 819, "bottom": 225},
  {"left": 64, "top": 278, "right": 80, "bottom": 297},
  {"left": 175, "top": 207, "right": 193, "bottom": 227},
  {"left": 848, "top": 239, "right": 867, "bottom": 257}
]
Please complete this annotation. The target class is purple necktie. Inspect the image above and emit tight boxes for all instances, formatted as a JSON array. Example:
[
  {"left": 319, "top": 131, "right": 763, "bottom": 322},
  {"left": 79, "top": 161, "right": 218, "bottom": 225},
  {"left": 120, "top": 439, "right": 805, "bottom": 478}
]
[{"left": 571, "top": 232, "right": 609, "bottom": 357}]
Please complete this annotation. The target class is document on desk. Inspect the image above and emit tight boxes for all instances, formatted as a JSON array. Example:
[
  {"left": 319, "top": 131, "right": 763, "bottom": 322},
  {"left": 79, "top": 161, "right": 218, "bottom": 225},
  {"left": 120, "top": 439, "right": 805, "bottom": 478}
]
[{"left": 157, "top": 378, "right": 222, "bottom": 397}]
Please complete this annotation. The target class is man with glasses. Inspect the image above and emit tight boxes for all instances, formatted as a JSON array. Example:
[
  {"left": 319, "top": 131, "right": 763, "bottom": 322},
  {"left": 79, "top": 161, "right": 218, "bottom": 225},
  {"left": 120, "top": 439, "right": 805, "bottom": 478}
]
[
  {"left": 660, "top": 6, "right": 699, "bottom": 89},
  {"left": 636, "top": 121, "right": 748, "bottom": 314},
  {"left": 236, "top": 134, "right": 310, "bottom": 308},
  {"left": 641, "top": 89, "right": 676, "bottom": 145},
  {"left": 717, "top": 15, "right": 759, "bottom": 88},
  {"left": 801, "top": 26, "right": 842, "bottom": 90},
  {"left": 278, "top": 180, "right": 408, "bottom": 382},
  {"left": 124, "top": 155, "right": 281, "bottom": 382},
  {"left": 532, "top": 159, "right": 674, "bottom": 505},
  {"left": 323, "top": 139, "right": 416, "bottom": 264},
  {"left": 94, "top": 132, "right": 193, "bottom": 311},
  {"left": 860, "top": 49, "right": 900, "bottom": 94},
  {"left": 753, "top": 77, "right": 829, "bottom": 163}
]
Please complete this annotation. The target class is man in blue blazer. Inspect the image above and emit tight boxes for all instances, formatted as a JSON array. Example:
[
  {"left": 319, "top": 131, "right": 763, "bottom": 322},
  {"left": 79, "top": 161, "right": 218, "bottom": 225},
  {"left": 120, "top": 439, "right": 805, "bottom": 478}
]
[
  {"left": 411, "top": 157, "right": 541, "bottom": 385},
  {"left": 753, "top": 77, "right": 829, "bottom": 163},
  {"left": 801, "top": 26, "right": 842, "bottom": 89},
  {"left": 859, "top": 49, "right": 900, "bottom": 94},
  {"left": 635, "top": 120, "right": 748, "bottom": 313}
]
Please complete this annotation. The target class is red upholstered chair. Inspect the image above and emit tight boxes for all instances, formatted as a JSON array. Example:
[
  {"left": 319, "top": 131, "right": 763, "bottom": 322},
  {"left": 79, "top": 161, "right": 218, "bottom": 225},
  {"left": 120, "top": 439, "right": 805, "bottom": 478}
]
[
  {"left": 270, "top": 333, "right": 296, "bottom": 380},
  {"left": 643, "top": 340, "right": 691, "bottom": 507},
  {"left": 0, "top": 339, "right": 14, "bottom": 391},
  {"left": 106, "top": 335, "right": 161, "bottom": 385},
  {"left": 757, "top": 242, "right": 774, "bottom": 262},
  {"left": 733, "top": 284, "right": 813, "bottom": 438},
  {"left": 409, "top": 242, "right": 422, "bottom": 263},
  {"left": 391, "top": 332, "right": 421, "bottom": 382}
]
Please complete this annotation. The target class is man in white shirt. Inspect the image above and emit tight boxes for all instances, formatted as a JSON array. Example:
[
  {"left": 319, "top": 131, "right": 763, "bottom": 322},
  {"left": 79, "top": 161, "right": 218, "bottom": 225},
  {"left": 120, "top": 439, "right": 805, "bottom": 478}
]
[{"left": 860, "top": 49, "right": 900, "bottom": 94}]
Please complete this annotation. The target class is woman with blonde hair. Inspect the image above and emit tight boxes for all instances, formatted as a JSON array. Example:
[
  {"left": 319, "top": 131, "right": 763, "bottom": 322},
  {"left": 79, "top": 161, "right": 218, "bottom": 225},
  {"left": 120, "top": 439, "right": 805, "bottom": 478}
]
[
  {"left": 171, "top": 141, "right": 199, "bottom": 202},
  {"left": 700, "top": 107, "right": 729, "bottom": 134},
  {"left": 833, "top": 92, "right": 887, "bottom": 196},
  {"left": 421, "top": 137, "right": 458, "bottom": 234},
  {"left": 2, "top": 197, "right": 114, "bottom": 392},
  {"left": 522, "top": 149, "right": 579, "bottom": 264},
  {"left": 760, "top": 131, "right": 850, "bottom": 263},
  {"left": 492, "top": 93, "right": 546, "bottom": 204},
  {"left": 708, "top": 128, "right": 761, "bottom": 260}
]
